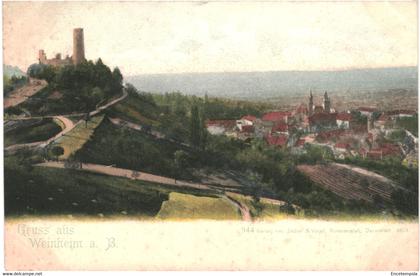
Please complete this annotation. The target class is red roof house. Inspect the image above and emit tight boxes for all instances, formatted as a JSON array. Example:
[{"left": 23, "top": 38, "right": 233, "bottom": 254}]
[
  {"left": 240, "top": 125, "right": 255, "bottom": 133},
  {"left": 335, "top": 143, "right": 351, "bottom": 150},
  {"left": 271, "top": 121, "right": 289, "bottom": 133},
  {"left": 241, "top": 115, "right": 257, "bottom": 122},
  {"left": 367, "top": 150, "right": 383, "bottom": 159},
  {"left": 358, "top": 107, "right": 377, "bottom": 113},
  {"left": 336, "top": 113, "right": 352, "bottom": 121},
  {"left": 295, "top": 138, "right": 306, "bottom": 147},
  {"left": 386, "top": 110, "right": 417, "bottom": 117},
  {"left": 367, "top": 143, "right": 402, "bottom": 159},
  {"left": 265, "top": 134, "right": 288, "bottom": 147},
  {"left": 380, "top": 143, "right": 402, "bottom": 157},
  {"left": 316, "top": 129, "right": 347, "bottom": 142},
  {"left": 377, "top": 114, "right": 390, "bottom": 122},
  {"left": 262, "top": 111, "right": 291, "bottom": 122}
]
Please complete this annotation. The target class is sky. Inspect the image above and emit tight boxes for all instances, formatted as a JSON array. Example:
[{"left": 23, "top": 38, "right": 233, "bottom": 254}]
[{"left": 3, "top": 1, "right": 418, "bottom": 76}]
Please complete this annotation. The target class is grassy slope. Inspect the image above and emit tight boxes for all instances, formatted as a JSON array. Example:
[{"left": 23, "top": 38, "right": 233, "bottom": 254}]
[
  {"left": 53, "top": 115, "right": 104, "bottom": 159},
  {"left": 157, "top": 192, "right": 241, "bottom": 220},
  {"left": 4, "top": 119, "right": 62, "bottom": 147},
  {"left": 4, "top": 164, "right": 169, "bottom": 217},
  {"left": 107, "top": 91, "right": 160, "bottom": 127},
  {"left": 75, "top": 118, "right": 195, "bottom": 180}
]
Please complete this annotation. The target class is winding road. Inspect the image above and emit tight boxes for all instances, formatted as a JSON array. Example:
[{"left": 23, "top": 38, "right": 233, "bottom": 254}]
[
  {"left": 4, "top": 116, "right": 75, "bottom": 152},
  {"left": 5, "top": 90, "right": 127, "bottom": 153}
]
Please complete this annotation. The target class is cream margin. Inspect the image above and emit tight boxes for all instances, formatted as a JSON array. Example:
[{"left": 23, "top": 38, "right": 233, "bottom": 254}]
[{"left": 4, "top": 218, "right": 419, "bottom": 270}]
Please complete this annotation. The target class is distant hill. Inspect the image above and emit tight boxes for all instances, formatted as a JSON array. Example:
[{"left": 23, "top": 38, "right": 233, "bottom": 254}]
[
  {"left": 3, "top": 65, "right": 25, "bottom": 78},
  {"left": 127, "top": 67, "right": 417, "bottom": 99}
]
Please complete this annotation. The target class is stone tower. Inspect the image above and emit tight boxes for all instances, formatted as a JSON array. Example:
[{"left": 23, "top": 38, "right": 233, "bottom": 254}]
[
  {"left": 308, "top": 90, "right": 314, "bottom": 116},
  {"left": 323, "top": 91, "right": 331, "bottom": 113},
  {"left": 38, "top": 49, "right": 47, "bottom": 63},
  {"left": 72, "top": 28, "right": 85, "bottom": 65}
]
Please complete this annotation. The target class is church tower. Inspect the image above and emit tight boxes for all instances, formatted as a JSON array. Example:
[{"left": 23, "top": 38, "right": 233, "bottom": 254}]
[
  {"left": 323, "top": 91, "right": 331, "bottom": 113},
  {"left": 72, "top": 28, "right": 85, "bottom": 65},
  {"left": 308, "top": 90, "right": 314, "bottom": 116}
]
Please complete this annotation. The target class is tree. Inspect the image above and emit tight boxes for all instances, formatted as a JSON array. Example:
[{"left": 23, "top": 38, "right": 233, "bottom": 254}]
[
  {"left": 125, "top": 83, "right": 139, "bottom": 95},
  {"left": 391, "top": 190, "right": 418, "bottom": 215},
  {"left": 84, "top": 112, "right": 91, "bottom": 127},
  {"left": 112, "top": 67, "right": 123, "bottom": 85},
  {"left": 92, "top": 87, "right": 104, "bottom": 105},
  {"left": 248, "top": 171, "right": 263, "bottom": 202},
  {"left": 49, "top": 146, "right": 64, "bottom": 161},
  {"left": 27, "top": 63, "right": 56, "bottom": 82},
  {"left": 190, "top": 105, "right": 201, "bottom": 148},
  {"left": 199, "top": 109, "right": 208, "bottom": 150},
  {"left": 174, "top": 150, "right": 190, "bottom": 169},
  {"left": 279, "top": 202, "right": 296, "bottom": 214}
]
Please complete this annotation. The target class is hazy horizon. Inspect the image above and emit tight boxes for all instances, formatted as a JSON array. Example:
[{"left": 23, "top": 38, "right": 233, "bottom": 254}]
[
  {"left": 126, "top": 67, "right": 418, "bottom": 99},
  {"left": 123, "top": 65, "right": 417, "bottom": 77}
]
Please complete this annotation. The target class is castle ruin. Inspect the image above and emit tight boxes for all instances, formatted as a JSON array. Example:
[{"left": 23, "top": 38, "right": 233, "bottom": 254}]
[{"left": 38, "top": 28, "right": 86, "bottom": 67}]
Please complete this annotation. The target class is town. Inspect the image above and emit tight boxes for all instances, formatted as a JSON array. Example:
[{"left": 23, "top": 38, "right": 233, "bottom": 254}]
[{"left": 206, "top": 91, "right": 418, "bottom": 167}]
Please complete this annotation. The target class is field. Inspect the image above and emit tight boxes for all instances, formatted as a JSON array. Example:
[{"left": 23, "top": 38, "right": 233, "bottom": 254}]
[
  {"left": 157, "top": 192, "right": 241, "bottom": 220},
  {"left": 4, "top": 118, "right": 62, "bottom": 147},
  {"left": 297, "top": 163, "right": 399, "bottom": 204},
  {"left": 52, "top": 115, "right": 104, "bottom": 159}
]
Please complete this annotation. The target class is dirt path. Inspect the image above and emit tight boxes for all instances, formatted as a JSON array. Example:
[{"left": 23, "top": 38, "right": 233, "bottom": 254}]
[
  {"left": 109, "top": 117, "right": 164, "bottom": 139},
  {"left": 5, "top": 116, "right": 75, "bottom": 152},
  {"left": 89, "top": 90, "right": 127, "bottom": 117},
  {"left": 35, "top": 161, "right": 214, "bottom": 191},
  {"left": 4, "top": 78, "right": 47, "bottom": 109},
  {"left": 38, "top": 116, "right": 75, "bottom": 148},
  {"left": 223, "top": 195, "right": 252, "bottom": 221}
]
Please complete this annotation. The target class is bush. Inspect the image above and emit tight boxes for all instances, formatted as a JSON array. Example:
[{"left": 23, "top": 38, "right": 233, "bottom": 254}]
[
  {"left": 279, "top": 202, "right": 295, "bottom": 214},
  {"left": 50, "top": 146, "right": 64, "bottom": 159}
]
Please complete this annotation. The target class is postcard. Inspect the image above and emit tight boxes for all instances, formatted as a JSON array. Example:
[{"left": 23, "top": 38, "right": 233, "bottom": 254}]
[{"left": 2, "top": 0, "right": 418, "bottom": 271}]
